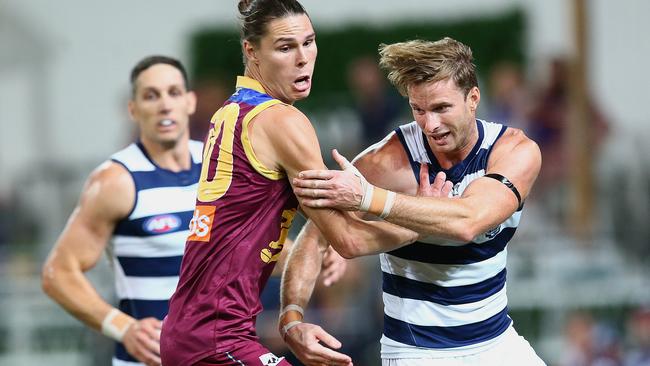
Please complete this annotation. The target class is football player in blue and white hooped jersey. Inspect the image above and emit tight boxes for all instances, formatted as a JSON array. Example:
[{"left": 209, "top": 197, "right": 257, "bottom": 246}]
[
  {"left": 283, "top": 38, "right": 546, "bottom": 365},
  {"left": 42, "top": 56, "right": 201, "bottom": 366}
]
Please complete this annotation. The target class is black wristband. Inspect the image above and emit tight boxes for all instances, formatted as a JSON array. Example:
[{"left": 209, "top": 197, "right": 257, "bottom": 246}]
[{"left": 484, "top": 173, "right": 523, "bottom": 210}]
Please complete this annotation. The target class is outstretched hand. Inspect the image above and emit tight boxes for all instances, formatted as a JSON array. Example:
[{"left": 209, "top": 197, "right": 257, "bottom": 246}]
[
  {"left": 284, "top": 322, "right": 353, "bottom": 366},
  {"left": 293, "top": 149, "right": 364, "bottom": 211}
]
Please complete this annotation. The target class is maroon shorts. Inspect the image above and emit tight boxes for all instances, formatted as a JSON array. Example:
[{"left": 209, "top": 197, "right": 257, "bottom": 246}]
[{"left": 194, "top": 341, "right": 292, "bottom": 366}]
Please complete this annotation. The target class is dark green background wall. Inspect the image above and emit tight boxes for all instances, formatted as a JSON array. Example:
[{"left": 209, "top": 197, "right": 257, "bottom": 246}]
[{"left": 189, "top": 9, "right": 525, "bottom": 111}]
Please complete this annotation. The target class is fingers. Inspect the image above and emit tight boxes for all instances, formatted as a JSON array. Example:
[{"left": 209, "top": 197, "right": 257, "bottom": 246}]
[
  {"left": 293, "top": 177, "right": 333, "bottom": 191},
  {"left": 442, "top": 180, "right": 454, "bottom": 197},
  {"left": 419, "top": 163, "right": 429, "bottom": 191},
  {"left": 321, "top": 247, "right": 346, "bottom": 287},
  {"left": 135, "top": 325, "right": 161, "bottom": 356},
  {"left": 321, "top": 263, "right": 341, "bottom": 287},
  {"left": 286, "top": 323, "right": 352, "bottom": 366},
  {"left": 294, "top": 188, "right": 330, "bottom": 202},
  {"left": 297, "top": 170, "right": 335, "bottom": 180},
  {"left": 298, "top": 198, "right": 327, "bottom": 209},
  {"left": 141, "top": 318, "right": 162, "bottom": 341},
  {"left": 314, "top": 327, "right": 342, "bottom": 350},
  {"left": 332, "top": 149, "right": 352, "bottom": 171},
  {"left": 417, "top": 164, "right": 454, "bottom": 198},
  {"left": 311, "top": 329, "right": 352, "bottom": 365},
  {"left": 123, "top": 319, "right": 162, "bottom": 366},
  {"left": 431, "top": 171, "right": 447, "bottom": 193}
]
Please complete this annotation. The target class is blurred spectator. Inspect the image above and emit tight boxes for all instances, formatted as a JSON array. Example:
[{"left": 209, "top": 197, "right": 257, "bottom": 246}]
[
  {"left": 528, "top": 58, "right": 610, "bottom": 193},
  {"left": 485, "top": 61, "right": 531, "bottom": 132},
  {"left": 625, "top": 308, "right": 650, "bottom": 366},
  {"left": 347, "top": 55, "right": 404, "bottom": 149},
  {"left": 560, "top": 311, "right": 623, "bottom": 366}
]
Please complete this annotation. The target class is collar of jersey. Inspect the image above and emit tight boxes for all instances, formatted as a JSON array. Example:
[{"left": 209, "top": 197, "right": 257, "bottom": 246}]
[{"left": 236, "top": 76, "right": 266, "bottom": 94}]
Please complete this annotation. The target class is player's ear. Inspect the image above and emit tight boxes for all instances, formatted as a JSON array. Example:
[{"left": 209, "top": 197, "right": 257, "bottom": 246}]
[
  {"left": 186, "top": 91, "right": 197, "bottom": 116},
  {"left": 127, "top": 99, "right": 137, "bottom": 122},
  {"left": 243, "top": 40, "right": 259, "bottom": 64},
  {"left": 468, "top": 86, "right": 480, "bottom": 113}
]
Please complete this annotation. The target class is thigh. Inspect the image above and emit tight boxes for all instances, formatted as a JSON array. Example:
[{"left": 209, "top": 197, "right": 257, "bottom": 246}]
[{"left": 196, "top": 341, "right": 292, "bottom": 366}]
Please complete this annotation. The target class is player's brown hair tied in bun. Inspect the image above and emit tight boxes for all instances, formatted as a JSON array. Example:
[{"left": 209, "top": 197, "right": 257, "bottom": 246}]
[{"left": 238, "top": 0, "right": 254, "bottom": 14}]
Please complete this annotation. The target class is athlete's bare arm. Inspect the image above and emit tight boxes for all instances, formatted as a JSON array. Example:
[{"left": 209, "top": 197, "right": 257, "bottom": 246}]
[
  {"left": 41, "top": 162, "right": 163, "bottom": 366},
  {"left": 251, "top": 104, "right": 419, "bottom": 258},
  {"left": 382, "top": 129, "right": 540, "bottom": 240},
  {"left": 294, "top": 128, "right": 541, "bottom": 242},
  {"left": 280, "top": 133, "right": 452, "bottom": 366},
  {"left": 270, "top": 238, "right": 347, "bottom": 287}
]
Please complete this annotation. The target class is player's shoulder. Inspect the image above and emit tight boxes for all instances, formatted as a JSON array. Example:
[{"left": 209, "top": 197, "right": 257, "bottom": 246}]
[
  {"left": 86, "top": 160, "right": 135, "bottom": 203},
  {"left": 496, "top": 127, "right": 539, "bottom": 152},
  {"left": 355, "top": 132, "right": 407, "bottom": 168},
  {"left": 73, "top": 159, "right": 135, "bottom": 221},
  {"left": 256, "top": 103, "right": 315, "bottom": 139},
  {"left": 263, "top": 103, "right": 309, "bottom": 126},
  {"left": 354, "top": 132, "right": 413, "bottom": 190},
  {"left": 491, "top": 127, "right": 541, "bottom": 167}
]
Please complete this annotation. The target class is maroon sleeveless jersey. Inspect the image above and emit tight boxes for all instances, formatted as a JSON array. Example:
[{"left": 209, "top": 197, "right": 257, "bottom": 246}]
[{"left": 162, "top": 76, "right": 298, "bottom": 364}]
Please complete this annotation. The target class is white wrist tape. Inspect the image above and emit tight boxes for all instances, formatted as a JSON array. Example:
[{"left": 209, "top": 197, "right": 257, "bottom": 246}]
[
  {"left": 101, "top": 308, "right": 135, "bottom": 342},
  {"left": 359, "top": 184, "right": 396, "bottom": 219},
  {"left": 279, "top": 304, "right": 304, "bottom": 340},
  {"left": 359, "top": 183, "right": 374, "bottom": 212},
  {"left": 281, "top": 320, "right": 303, "bottom": 339},
  {"left": 279, "top": 304, "right": 304, "bottom": 318},
  {"left": 337, "top": 152, "right": 396, "bottom": 218},
  {"left": 380, "top": 190, "right": 397, "bottom": 219},
  {"left": 337, "top": 153, "right": 374, "bottom": 211}
]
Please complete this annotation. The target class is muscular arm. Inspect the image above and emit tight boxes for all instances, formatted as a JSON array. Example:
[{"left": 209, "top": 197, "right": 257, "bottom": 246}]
[
  {"left": 42, "top": 162, "right": 163, "bottom": 366},
  {"left": 281, "top": 135, "right": 431, "bottom": 312},
  {"left": 295, "top": 128, "right": 541, "bottom": 242},
  {"left": 281, "top": 134, "right": 449, "bottom": 315},
  {"left": 42, "top": 161, "right": 133, "bottom": 330},
  {"left": 280, "top": 221, "right": 328, "bottom": 312},
  {"left": 253, "top": 105, "right": 418, "bottom": 258},
  {"left": 384, "top": 129, "right": 541, "bottom": 241},
  {"left": 280, "top": 216, "right": 360, "bottom": 366}
]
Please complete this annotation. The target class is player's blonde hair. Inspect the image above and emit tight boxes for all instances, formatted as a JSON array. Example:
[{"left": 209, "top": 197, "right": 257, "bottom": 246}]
[{"left": 379, "top": 37, "right": 478, "bottom": 98}]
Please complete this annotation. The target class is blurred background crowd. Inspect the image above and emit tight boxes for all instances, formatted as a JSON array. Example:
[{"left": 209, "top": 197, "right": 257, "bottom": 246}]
[{"left": 1, "top": 0, "right": 649, "bottom": 365}]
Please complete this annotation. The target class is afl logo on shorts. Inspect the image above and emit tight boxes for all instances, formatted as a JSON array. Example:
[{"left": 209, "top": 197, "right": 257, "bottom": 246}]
[{"left": 143, "top": 214, "right": 181, "bottom": 234}]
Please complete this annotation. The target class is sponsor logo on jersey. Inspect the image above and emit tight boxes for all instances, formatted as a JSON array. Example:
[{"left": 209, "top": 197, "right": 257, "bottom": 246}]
[
  {"left": 259, "top": 353, "right": 284, "bottom": 366},
  {"left": 188, "top": 206, "right": 216, "bottom": 242},
  {"left": 143, "top": 214, "right": 182, "bottom": 234}
]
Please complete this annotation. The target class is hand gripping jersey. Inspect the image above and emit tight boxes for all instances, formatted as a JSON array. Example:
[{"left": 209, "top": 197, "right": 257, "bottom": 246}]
[
  {"left": 109, "top": 140, "right": 203, "bottom": 366},
  {"left": 381, "top": 119, "right": 521, "bottom": 359},
  {"left": 162, "top": 76, "right": 298, "bottom": 365}
]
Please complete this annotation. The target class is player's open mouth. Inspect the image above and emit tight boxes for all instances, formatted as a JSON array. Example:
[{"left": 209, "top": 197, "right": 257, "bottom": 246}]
[
  {"left": 431, "top": 132, "right": 450, "bottom": 142},
  {"left": 159, "top": 119, "right": 176, "bottom": 127},
  {"left": 293, "top": 75, "right": 311, "bottom": 92}
]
